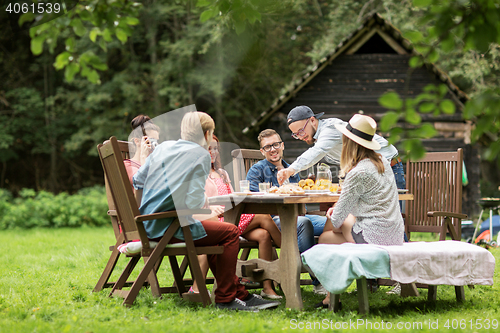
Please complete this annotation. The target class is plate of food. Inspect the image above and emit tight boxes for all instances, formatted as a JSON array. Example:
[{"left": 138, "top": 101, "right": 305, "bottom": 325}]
[{"left": 269, "top": 185, "right": 305, "bottom": 195}]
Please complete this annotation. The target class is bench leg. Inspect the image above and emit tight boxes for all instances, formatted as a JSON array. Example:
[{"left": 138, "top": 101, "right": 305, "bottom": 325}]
[
  {"left": 400, "top": 283, "right": 420, "bottom": 297},
  {"left": 455, "top": 286, "right": 465, "bottom": 302},
  {"left": 357, "top": 277, "right": 369, "bottom": 315},
  {"left": 428, "top": 285, "right": 437, "bottom": 301},
  {"left": 329, "top": 293, "right": 342, "bottom": 312}
]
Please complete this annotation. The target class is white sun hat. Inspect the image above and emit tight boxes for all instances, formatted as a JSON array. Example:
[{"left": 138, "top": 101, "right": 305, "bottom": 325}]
[{"left": 334, "top": 114, "right": 381, "bottom": 151}]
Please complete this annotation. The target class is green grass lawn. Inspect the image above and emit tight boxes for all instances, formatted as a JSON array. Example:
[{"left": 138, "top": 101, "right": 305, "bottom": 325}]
[{"left": 0, "top": 227, "right": 499, "bottom": 333}]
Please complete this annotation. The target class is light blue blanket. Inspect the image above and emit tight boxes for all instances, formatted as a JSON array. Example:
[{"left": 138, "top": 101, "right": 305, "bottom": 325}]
[{"left": 301, "top": 243, "right": 391, "bottom": 294}]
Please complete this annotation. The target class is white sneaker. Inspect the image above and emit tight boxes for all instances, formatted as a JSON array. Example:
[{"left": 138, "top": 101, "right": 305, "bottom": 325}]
[
  {"left": 386, "top": 282, "right": 401, "bottom": 295},
  {"left": 313, "top": 284, "right": 328, "bottom": 295}
]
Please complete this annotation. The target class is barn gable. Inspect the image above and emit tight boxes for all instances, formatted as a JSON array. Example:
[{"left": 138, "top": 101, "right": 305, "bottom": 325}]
[{"left": 245, "top": 12, "right": 480, "bottom": 217}]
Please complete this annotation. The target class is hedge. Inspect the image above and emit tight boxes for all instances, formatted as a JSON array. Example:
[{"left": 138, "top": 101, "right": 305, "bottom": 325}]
[{"left": 0, "top": 186, "right": 109, "bottom": 229}]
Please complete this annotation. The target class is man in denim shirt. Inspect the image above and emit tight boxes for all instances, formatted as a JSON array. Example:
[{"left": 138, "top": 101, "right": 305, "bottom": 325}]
[
  {"left": 277, "top": 106, "right": 406, "bottom": 190},
  {"left": 246, "top": 129, "right": 328, "bottom": 294}
]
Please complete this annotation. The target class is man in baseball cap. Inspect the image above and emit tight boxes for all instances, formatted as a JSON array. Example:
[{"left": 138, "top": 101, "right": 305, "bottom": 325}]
[{"left": 278, "top": 105, "right": 405, "bottom": 192}]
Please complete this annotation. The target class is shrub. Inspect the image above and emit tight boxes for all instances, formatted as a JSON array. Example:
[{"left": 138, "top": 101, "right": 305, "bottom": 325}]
[{"left": 0, "top": 186, "right": 109, "bottom": 229}]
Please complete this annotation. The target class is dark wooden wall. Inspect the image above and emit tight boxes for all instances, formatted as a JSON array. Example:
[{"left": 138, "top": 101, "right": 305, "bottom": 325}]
[{"left": 262, "top": 53, "right": 480, "bottom": 219}]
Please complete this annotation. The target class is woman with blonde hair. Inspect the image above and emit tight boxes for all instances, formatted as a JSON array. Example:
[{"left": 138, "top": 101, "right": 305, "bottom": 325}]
[{"left": 316, "top": 114, "right": 404, "bottom": 307}]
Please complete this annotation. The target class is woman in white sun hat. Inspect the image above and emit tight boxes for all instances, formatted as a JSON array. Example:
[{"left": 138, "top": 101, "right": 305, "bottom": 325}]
[
  {"left": 314, "top": 114, "right": 405, "bottom": 308},
  {"left": 320, "top": 114, "right": 404, "bottom": 246}
]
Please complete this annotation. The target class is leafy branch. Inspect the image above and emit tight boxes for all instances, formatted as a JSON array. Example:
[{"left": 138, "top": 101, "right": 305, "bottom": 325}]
[
  {"left": 379, "top": 0, "right": 500, "bottom": 160},
  {"left": 20, "top": 0, "right": 142, "bottom": 84}
]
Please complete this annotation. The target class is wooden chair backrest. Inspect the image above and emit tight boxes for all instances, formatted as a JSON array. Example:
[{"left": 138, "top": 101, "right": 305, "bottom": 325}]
[
  {"left": 98, "top": 137, "right": 149, "bottom": 244},
  {"left": 405, "top": 148, "right": 463, "bottom": 238},
  {"left": 231, "top": 149, "right": 264, "bottom": 191},
  {"left": 100, "top": 139, "right": 131, "bottom": 238}
]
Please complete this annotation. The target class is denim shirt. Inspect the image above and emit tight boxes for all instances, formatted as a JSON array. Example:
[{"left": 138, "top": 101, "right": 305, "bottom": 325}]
[
  {"left": 133, "top": 139, "right": 209, "bottom": 241},
  {"left": 289, "top": 118, "right": 398, "bottom": 173},
  {"left": 246, "top": 159, "right": 300, "bottom": 192}
]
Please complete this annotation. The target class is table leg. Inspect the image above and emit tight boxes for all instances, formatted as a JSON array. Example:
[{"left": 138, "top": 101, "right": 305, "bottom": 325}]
[
  {"left": 277, "top": 203, "right": 303, "bottom": 310},
  {"left": 224, "top": 202, "right": 245, "bottom": 226}
]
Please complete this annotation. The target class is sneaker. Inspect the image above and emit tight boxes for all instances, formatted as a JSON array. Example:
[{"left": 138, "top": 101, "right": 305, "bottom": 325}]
[
  {"left": 313, "top": 284, "right": 328, "bottom": 295},
  {"left": 243, "top": 293, "right": 280, "bottom": 310},
  {"left": 215, "top": 298, "right": 258, "bottom": 312},
  {"left": 386, "top": 282, "right": 401, "bottom": 295}
]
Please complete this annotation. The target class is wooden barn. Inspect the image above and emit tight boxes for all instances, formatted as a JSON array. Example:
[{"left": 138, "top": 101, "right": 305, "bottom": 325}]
[{"left": 243, "top": 13, "right": 480, "bottom": 218}]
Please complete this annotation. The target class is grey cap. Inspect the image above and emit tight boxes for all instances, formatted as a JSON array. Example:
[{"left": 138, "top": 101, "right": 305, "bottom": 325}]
[{"left": 287, "top": 106, "right": 324, "bottom": 125}]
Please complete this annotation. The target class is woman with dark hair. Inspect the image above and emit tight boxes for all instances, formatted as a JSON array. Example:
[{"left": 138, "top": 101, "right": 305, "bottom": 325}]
[
  {"left": 191, "top": 134, "right": 282, "bottom": 299},
  {"left": 124, "top": 115, "right": 160, "bottom": 185}
]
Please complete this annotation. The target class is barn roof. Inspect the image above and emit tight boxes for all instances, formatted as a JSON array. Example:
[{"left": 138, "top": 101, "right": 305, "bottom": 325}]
[{"left": 243, "top": 12, "right": 468, "bottom": 134}]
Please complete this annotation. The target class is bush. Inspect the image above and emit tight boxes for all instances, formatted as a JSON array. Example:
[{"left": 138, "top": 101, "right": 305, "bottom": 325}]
[{"left": 0, "top": 186, "right": 109, "bottom": 229}]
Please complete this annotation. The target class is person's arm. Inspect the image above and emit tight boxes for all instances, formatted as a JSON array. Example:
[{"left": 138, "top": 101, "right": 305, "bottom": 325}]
[
  {"left": 329, "top": 169, "right": 365, "bottom": 229},
  {"left": 133, "top": 155, "right": 151, "bottom": 189},
  {"left": 222, "top": 169, "right": 235, "bottom": 193},
  {"left": 193, "top": 205, "right": 224, "bottom": 222},
  {"left": 139, "top": 136, "right": 153, "bottom": 165},
  {"left": 246, "top": 165, "right": 263, "bottom": 192},
  {"left": 193, "top": 172, "right": 227, "bottom": 221},
  {"left": 289, "top": 122, "right": 343, "bottom": 173}
]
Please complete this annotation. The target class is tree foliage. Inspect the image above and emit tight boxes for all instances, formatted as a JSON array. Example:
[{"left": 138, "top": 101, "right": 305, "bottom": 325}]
[
  {"left": 2, "top": 0, "right": 499, "bottom": 193},
  {"left": 379, "top": 0, "right": 500, "bottom": 160},
  {"left": 21, "top": 0, "right": 142, "bottom": 84}
]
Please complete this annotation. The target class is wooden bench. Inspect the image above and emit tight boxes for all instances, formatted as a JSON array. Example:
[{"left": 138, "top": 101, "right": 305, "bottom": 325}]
[{"left": 302, "top": 241, "right": 495, "bottom": 314}]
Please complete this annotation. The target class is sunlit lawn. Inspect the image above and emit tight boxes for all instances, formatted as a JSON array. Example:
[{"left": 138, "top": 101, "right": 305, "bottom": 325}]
[{"left": 0, "top": 227, "right": 499, "bottom": 333}]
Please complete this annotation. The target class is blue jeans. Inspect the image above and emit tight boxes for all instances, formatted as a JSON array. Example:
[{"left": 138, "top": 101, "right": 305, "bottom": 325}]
[
  {"left": 305, "top": 214, "right": 327, "bottom": 236},
  {"left": 392, "top": 161, "right": 409, "bottom": 242},
  {"left": 272, "top": 216, "right": 314, "bottom": 254},
  {"left": 391, "top": 161, "right": 406, "bottom": 190}
]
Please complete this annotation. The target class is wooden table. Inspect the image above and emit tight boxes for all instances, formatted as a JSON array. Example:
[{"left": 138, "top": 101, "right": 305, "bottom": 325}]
[{"left": 208, "top": 193, "right": 414, "bottom": 309}]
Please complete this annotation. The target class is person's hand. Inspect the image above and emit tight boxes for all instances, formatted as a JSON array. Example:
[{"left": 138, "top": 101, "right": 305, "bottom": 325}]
[
  {"left": 210, "top": 205, "right": 225, "bottom": 218},
  {"left": 139, "top": 136, "right": 152, "bottom": 164},
  {"left": 326, "top": 207, "right": 334, "bottom": 219},
  {"left": 277, "top": 168, "right": 296, "bottom": 185}
]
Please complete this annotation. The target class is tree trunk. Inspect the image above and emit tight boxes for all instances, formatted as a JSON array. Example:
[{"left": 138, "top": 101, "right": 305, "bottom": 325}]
[
  {"left": 145, "top": 0, "right": 161, "bottom": 114},
  {"left": 44, "top": 60, "right": 57, "bottom": 192}
]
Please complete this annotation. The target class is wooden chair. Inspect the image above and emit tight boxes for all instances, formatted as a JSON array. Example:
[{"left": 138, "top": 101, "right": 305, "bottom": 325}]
[
  {"left": 379, "top": 148, "right": 468, "bottom": 296},
  {"left": 93, "top": 140, "right": 138, "bottom": 292},
  {"left": 405, "top": 148, "right": 467, "bottom": 241},
  {"left": 231, "top": 149, "right": 279, "bottom": 262},
  {"left": 232, "top": 149, "right": 267, "bottom": 192},
  {"left": 98, "top": 136, "right": 223, "bottom": 306}
]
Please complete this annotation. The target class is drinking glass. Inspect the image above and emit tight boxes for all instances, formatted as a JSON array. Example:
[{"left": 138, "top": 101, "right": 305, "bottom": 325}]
[
  {"left": 259, "top": 182, "right": 270, "bottom": 193},
  {"left": 239, "top": 180, "right": 250, "bottom": 192}
]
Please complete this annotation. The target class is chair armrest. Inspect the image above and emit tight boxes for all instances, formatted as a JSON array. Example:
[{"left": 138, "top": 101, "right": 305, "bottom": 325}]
[
  {"left": 135, "top": 209, "right": 212, "bottom": 222},
  {"left": 108, "top": 210, "right": 117, "bottom": 217},
  {"left": 427, "top": 211, "right": 468, "bottom": 219}
]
